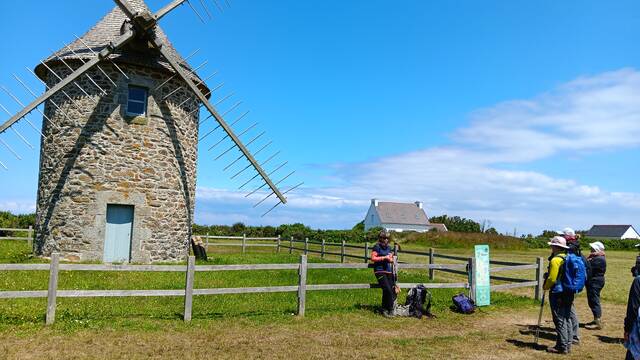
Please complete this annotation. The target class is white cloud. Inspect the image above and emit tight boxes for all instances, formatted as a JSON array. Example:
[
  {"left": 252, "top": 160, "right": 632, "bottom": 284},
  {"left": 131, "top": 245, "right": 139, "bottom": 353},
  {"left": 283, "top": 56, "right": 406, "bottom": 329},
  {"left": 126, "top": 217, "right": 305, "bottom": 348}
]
[
  {"left": 194, "top": 69, "right": 640, "bottom": 234},
  {"left": 0, "top": 200, "right": 36, "bottom": 214}
]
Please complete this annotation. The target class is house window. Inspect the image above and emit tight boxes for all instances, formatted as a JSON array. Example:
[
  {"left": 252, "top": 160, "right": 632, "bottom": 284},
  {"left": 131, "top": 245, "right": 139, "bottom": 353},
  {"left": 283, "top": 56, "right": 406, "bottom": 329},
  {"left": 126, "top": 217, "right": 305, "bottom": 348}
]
[{"left": 127, "top": 86, "right": 148, "bottom": 116}]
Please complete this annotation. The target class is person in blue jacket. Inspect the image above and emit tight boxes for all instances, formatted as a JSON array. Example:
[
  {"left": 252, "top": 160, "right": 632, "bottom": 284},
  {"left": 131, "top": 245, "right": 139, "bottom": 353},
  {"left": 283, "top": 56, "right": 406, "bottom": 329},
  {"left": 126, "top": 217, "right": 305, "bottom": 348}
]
[{"left": 371, "top": 230, "right": 396, "bottom": 317}]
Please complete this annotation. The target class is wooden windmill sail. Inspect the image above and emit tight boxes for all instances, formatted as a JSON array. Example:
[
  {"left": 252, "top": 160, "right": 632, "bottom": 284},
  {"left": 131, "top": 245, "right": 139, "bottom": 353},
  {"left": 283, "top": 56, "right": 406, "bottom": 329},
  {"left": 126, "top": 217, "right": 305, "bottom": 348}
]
[{"left": 0, "top": 0, "right": 300, "bottom": 262}]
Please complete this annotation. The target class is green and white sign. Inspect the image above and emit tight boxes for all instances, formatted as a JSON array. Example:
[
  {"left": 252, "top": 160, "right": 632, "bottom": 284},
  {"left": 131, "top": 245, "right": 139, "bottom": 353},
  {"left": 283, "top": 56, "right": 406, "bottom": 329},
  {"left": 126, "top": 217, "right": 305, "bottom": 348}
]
[{"left": 474, "top": 244, "right": 491, "bottom": 306}]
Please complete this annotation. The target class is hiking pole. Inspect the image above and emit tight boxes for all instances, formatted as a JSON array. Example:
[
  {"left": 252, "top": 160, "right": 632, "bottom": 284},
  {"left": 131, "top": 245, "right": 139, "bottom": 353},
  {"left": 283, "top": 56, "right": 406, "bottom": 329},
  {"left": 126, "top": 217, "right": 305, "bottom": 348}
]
[{"left": 534, "top": 291, "right": 546, "bottom": 344}]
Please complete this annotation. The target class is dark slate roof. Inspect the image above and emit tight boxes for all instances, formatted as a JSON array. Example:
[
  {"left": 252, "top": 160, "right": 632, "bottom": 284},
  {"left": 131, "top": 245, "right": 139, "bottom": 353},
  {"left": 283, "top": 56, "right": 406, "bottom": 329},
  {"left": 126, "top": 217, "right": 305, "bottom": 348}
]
[
  {"left": 35, "top": 0, "right": 205, "bottom": 88},
  {"left": 586, "top": 225, "right": 637, "bottom": 238},
  {"left": 375, "top": 202, "right": 429, "bottom": 226}
]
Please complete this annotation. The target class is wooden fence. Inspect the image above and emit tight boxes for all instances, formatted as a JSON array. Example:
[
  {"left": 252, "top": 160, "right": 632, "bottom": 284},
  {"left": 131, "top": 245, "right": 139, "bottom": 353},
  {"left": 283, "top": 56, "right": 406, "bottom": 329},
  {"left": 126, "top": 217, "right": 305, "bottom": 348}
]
[
  {"left": 201, "top": 234, "right": 280, "bottom": 254},
  {"left": 200, "top": 236, "right": 543, "bottom": 300},
  {"left": 0, "top": 226, "right": 34, "bottom": 248},
  {"left": 278, "top": 238, "right": 544, "bottom": 301},
  {"left": 0, "top": 253, "right": 470, "bottom": 325}
]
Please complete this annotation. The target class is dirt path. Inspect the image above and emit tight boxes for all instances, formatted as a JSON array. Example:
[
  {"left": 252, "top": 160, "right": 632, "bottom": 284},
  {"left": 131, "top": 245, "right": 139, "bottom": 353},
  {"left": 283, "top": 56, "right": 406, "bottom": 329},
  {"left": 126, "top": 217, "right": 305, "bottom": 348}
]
[{"left": 0, "top": 300, "right": 626, "bottom": 359}]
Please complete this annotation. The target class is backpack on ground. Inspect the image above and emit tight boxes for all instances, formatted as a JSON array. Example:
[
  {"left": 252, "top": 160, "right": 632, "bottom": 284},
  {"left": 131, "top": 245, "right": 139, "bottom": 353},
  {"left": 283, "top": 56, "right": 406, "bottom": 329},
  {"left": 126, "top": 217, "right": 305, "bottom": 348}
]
[
  {"left": 404, "top": 284, "right": 432, "bottom": 318},
  {"left": 451, "top": 293, "right": 475, "bottom": 314},
  {"left": 561, "top": 253, "right": 587, "bottom": 293}
]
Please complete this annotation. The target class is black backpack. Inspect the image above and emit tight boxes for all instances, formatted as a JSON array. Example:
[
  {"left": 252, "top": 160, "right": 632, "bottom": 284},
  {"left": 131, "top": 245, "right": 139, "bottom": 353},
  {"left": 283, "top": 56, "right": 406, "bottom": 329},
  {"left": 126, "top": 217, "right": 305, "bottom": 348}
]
[{"left": 404, "top": 284, "right": 432, "bottom": 318}]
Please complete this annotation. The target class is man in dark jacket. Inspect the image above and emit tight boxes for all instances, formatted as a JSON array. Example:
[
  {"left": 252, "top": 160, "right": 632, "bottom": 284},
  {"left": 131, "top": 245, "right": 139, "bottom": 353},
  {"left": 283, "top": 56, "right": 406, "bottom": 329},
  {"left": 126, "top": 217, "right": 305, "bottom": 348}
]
[
  {"left": 625, "top": 276, "right": 640, "bottom": 360},
  {"left": 587, "top": 241, "right": 606, "bottom": 329},
  {"left": 632, "top": 244, "right": 640, "bottom": 277},
  {"left": 371, "top": 230, "right": 396, "bottom": 317}
]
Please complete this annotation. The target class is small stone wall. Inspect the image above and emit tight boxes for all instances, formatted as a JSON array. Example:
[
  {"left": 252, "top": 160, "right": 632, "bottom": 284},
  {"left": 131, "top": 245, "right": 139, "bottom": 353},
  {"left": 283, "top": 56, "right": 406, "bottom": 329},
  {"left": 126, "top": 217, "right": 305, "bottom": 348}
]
[{"left": 34, "top": 61, "right": 200, "bottom": 263}]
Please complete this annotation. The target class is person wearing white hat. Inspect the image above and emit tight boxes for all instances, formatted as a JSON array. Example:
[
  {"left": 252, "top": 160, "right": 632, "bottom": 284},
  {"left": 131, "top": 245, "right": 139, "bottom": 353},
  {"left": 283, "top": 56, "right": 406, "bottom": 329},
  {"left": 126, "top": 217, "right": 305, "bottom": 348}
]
[
  {"left": 544, "top": 236, "right": 574, "bottom": 354},
  {"left": 586, "top": 241, "right": 606, "bottom": 330},
  {"left": 557, "top": 227, "right": 584, "bottom": 345}
]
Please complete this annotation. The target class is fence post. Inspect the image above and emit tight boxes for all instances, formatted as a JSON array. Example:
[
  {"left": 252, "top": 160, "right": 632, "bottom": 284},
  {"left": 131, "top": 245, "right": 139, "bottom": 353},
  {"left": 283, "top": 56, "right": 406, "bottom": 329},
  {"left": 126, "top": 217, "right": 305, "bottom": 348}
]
[
  {"left": 184, "top": 256, "right": 196, "bottom": 322},
  {"left": 321, "top": 239, "right": 325, "bottom": 259},
  {"left": 276, "top": 235, "right": 281, "bottom": 254},
  {"left": 364, "top": 242, "right": 369, "bottom": 263},
  {"left": 206, "top": 233, "right": 209, "bottom": 249},
  {"left": 289, "top": 236, "right": 293, "bottom": 254},
  {"left": 428, "top": 248, "right": 435, "bottom": 280},
  {"left": 304, "top": 237, "right": 308, "bottom": 255},
  {"left": 46, "top": 253, "right": 60, "bottom": 325},
  {"left": 242, "top": 233, "right": 246, "bottom": 254},
  {"left": 27, "top": 225, "right": 33, "bottom": 250},
  {"left": 535, "top": 257, "right": 544, "bottom": 301},
  {"left": 297, "top": 254, "right": 307, "bottom": 317},
  {"left": 393, "top": 243, "right": 399, "bottom": 259},
  {"left": 467, "top": 257, "right": 476, "bottom": 303},
  {"left": 340, "top": 240, "right": 345, "bottom": 263}
]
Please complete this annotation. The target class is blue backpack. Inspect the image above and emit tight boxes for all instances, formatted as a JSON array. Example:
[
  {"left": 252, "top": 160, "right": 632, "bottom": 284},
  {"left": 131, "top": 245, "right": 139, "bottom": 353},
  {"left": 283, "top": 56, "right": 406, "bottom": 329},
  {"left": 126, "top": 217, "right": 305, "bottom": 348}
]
[
  {"left": 452, "top": 293, "right": 475, "bottom": 314},
  {"left": 561, "top": 253, "right": 587, "bottom": 293}
]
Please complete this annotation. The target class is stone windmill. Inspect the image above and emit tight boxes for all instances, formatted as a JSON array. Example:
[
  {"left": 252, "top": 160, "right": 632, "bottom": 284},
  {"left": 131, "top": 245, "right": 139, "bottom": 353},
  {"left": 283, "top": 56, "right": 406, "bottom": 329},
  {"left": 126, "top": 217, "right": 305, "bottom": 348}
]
[{"left": 0, "top": 0, "right": 300, "bottom": 263}]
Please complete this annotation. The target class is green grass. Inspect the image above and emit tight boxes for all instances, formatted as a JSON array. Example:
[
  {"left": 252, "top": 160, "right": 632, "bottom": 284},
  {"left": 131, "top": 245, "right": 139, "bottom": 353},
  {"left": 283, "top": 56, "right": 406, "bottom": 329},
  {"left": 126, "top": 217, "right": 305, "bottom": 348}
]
[{"left": 0, "top": 240, "right": 534, "bottom": 334}]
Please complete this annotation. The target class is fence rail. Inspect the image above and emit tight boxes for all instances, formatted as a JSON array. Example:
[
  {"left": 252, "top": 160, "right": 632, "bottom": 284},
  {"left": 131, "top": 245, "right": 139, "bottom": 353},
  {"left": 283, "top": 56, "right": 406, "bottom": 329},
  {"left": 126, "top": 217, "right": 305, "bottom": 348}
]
[
  {"left": 0, "top": 226, "right": 34, "bottom": 248},
  {"left": 277, "top": 238, "right": 544, "bottom": 301},
  {"left": 0, "top": 253, "right": 470, "bottom": 324},
  {"left": 1, "top": 230, "right": 545, "bottom": 323}
]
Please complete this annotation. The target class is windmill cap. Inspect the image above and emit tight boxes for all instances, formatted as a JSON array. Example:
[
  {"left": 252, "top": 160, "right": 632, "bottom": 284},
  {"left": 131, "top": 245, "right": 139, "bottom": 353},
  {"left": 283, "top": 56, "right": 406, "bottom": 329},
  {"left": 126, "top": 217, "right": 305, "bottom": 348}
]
[
  {"left": 548, "top": 236, "right": 569, "bottom": 249},
  {"left": 557, "top": 227, "right": 576, "bottom": 237},
  {"left": 589, "top": 241, "right": 605, "bottom": 252}
]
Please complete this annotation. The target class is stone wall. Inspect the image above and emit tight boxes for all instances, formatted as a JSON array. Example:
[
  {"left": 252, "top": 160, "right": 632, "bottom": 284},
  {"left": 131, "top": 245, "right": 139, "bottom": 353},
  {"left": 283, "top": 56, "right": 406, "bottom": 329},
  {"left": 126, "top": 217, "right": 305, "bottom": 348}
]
[{"left": 34, "top": 61, "right": 200, "bottom": 263}]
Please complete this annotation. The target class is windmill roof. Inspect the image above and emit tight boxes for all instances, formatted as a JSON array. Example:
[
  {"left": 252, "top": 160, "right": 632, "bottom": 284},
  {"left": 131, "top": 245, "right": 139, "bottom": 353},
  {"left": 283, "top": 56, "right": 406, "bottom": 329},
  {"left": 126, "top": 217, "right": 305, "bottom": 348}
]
[
  {"left": 375, "top": 201, "right": 429, "bottom": 226},
  {"left": 35, "top": 0, "right": 206, "bottom": 89},
  {"left": 586, "top": 225, "right": 636, "bottom": 238}
]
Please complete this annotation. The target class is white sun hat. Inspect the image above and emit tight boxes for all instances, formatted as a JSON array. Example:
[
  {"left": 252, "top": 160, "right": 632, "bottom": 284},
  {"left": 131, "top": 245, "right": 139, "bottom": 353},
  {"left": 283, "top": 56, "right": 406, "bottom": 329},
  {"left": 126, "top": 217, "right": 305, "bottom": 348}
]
[
  {"left": 548, "top": 236, "right": 569, "bottom": 249},
  {"left": 557, "top": 227, "right": 576, "bottom": 237},
  {"left": 589, "top": 241, "right": 605, "bottom": 252}
]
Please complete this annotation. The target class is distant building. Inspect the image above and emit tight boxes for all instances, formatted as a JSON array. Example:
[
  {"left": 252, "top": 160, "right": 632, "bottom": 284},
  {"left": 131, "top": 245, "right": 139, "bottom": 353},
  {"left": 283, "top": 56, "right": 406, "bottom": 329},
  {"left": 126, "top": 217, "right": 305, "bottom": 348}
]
[
  {"left": 363, "top": 199, "right": 448, "bottom": 233},
  {"left": 586, "top": 225, "right": 640, "bottom": 240}
]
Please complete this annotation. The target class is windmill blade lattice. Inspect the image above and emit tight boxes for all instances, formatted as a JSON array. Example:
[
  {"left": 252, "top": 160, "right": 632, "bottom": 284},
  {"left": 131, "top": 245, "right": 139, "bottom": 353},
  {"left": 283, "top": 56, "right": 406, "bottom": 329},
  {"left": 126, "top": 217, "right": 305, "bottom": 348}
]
[{"left": 0, "top": 0, "right": 300, "bottom": 216}]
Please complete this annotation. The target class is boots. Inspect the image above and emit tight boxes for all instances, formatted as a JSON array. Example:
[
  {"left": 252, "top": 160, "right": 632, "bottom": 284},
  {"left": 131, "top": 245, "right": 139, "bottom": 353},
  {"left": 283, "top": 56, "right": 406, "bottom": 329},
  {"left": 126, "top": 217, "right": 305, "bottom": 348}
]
[{"left": 594, "top": 317, "right": 602, "bottom": 330}]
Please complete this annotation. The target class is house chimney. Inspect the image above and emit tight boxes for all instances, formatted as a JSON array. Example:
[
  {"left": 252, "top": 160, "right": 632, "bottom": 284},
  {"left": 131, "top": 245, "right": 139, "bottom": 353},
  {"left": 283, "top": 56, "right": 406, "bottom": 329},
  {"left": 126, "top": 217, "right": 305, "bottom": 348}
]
[
  {"left": 415, "top": 201, "right": 423, "bottom": 209},
  {"left": 372, "top": 198, "right": 379, "bottom": 207}
]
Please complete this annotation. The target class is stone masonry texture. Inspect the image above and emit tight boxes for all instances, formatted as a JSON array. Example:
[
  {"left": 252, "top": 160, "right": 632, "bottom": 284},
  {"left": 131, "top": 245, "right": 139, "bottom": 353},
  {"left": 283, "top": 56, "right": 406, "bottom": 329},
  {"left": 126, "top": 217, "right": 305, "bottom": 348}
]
[{"left": 34, "top": 61, "right": 199, "bottom": 263}]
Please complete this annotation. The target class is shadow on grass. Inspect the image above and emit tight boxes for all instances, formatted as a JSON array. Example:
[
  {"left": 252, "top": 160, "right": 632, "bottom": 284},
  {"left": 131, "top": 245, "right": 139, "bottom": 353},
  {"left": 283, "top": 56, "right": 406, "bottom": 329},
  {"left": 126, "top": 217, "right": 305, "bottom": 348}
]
[
  {"left": 595, "top": 335, "right": 624, "bottom": 344},
  {"left": 506, "top": 339, "right": 549, "bottom": 351},
  {"left": 516, "top": 324, "right": 556, "bottom": 341},
  {"left": 355, "top": 304, "right": 381, "bottom": 314}
]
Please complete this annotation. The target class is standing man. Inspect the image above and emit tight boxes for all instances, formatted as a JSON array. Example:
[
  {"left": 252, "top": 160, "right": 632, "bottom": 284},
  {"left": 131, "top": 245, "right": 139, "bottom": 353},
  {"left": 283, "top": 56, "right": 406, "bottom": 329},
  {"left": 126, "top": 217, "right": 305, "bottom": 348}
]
[
  {"left": 624, "top": 275, "right": 640, "bottom": 360},
  {"left": 544, "top": 236, "right": 574, "bottom": 354},
  {"left": 371, "top": 230, "right": 396, "bottom": 317},
  {"left": 559, "top": 227, "right": 584, "bottom": 345},
  {"left": 586, "top": 241, "right": 606, "bottom": 329},
  {"left": 631, "top": 244, "right": 640, "bottom": 277}
]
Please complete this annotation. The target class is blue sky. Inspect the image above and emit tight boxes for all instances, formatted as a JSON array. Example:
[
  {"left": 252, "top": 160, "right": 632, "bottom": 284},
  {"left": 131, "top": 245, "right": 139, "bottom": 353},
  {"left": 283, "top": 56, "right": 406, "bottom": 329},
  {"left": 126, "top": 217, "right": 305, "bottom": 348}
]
[{"left": 0, "top": 0, "right": 639, "bottom": 235}]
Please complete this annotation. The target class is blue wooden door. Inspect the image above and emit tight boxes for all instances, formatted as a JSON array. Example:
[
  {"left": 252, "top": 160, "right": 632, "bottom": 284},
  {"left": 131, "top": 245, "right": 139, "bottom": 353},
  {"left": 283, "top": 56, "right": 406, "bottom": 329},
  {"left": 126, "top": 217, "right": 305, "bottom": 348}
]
[{"left": 104, "top": 204, "right": 134, "bottom": 263}]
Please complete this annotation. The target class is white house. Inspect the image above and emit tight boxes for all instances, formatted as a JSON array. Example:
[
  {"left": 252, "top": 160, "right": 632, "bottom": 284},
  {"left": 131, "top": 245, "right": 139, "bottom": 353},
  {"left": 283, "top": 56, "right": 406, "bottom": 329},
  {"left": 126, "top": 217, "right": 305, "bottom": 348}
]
[
  {"left": 363, "top": 199, "right": 448, "bottom": 233},
  {"left": 586, "top": 225, "right": 640, "bottom": 240}
]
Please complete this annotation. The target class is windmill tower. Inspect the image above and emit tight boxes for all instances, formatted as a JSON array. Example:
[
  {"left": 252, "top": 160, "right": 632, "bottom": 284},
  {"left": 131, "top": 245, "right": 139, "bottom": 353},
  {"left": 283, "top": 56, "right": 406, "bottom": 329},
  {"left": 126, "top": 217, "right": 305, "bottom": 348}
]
[{"left": 0, "top": 0, "right": 299, "bottom": 263}]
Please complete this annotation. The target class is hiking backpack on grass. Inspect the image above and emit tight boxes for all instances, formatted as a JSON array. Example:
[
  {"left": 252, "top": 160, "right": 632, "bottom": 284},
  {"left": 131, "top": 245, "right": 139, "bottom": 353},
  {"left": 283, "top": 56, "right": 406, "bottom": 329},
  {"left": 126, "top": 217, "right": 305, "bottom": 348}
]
[
  {"left": 451, "top": 293, "right": 475, "bottom": 314},
  {"left": 561, "top": 253, "right": 587, "bottom": 293},
  {"left": 405, "top": 284, "right": 432, "bottom": 318}
]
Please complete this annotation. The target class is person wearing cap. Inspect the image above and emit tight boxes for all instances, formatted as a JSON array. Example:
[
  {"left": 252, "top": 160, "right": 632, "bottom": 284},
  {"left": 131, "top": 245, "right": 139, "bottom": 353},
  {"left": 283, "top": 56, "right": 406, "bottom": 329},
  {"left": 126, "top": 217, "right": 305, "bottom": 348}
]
[
  {"left": 544, "top": 236, "right": 574, "bottom": 354},
  {"left": 370, "top": 230, "right": 396, "bottom": 317},
  {"left": 558, "top": 227, "right": 587, "bottom": 345},
  {"left": 586, "top": 241, "right": 606, "bottom": 330}
]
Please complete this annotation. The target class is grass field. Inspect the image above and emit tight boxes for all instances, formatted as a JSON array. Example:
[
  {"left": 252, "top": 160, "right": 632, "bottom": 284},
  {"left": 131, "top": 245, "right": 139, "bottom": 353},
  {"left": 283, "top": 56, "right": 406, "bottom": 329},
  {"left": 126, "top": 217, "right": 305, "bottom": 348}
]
[{"left": 0, "top": 240, "right": 634, "bottom": 359}]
